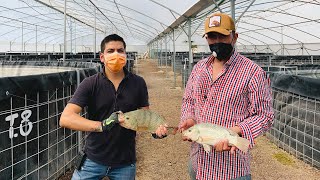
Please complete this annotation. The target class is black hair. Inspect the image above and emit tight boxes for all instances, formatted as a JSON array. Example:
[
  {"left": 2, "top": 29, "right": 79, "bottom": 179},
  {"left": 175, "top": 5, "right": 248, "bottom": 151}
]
[{"left": 100, "top": 34, "right": 126, "bottom": 52}]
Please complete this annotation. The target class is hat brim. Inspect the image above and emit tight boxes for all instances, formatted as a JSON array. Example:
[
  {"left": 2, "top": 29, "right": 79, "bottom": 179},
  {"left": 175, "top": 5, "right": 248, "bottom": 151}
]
[{"left": 203, "top": 28, "right": 231, "bottom": 37}]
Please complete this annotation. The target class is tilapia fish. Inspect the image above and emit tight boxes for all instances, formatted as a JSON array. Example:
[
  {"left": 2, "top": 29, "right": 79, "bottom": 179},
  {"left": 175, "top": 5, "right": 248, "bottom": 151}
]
[
  {"left": 182, "top": 123, "right": 250, "bottom": 153},
  {"left": 117, "top": 109, "right": 177, "bottom": 134}
]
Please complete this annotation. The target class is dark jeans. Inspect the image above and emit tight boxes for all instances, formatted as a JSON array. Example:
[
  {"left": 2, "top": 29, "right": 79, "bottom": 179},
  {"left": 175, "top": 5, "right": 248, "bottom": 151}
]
[{"left": 72, "top": 157, "right": 136, "bottom": 180}]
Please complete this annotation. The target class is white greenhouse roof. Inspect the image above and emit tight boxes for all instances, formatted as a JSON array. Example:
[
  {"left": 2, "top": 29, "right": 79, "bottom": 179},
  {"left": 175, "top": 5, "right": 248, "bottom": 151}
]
[{"left": 0, "top": 0, "right": 319, "bottom": 54}]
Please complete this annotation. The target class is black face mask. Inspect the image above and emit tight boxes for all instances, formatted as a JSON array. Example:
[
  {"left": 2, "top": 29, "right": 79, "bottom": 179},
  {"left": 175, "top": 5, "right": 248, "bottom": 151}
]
[{"left": 209, "top": 43, "right": 234, "bottom": 60}]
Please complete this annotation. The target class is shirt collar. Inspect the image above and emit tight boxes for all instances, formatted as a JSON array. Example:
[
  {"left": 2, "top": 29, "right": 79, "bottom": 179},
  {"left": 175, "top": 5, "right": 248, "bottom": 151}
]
[
  {"left": 225, "top": 50, "right": 238, "bottom": 66},
  {"left": 205, "top": 50, "right": 238, "bottom": 67},
  {"left": 102, "top": 65, "right": 131, "bottom": 79}
]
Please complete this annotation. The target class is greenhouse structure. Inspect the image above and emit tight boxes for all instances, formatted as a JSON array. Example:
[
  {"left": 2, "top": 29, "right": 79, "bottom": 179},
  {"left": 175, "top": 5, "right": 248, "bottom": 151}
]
[{"left": 0, "top": 0, "right": 319, "bottom": 179}]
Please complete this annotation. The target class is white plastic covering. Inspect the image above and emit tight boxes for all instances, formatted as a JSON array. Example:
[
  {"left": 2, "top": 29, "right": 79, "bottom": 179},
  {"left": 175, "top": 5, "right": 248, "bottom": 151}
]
[{"left": 0, "top": 0, "right": 319, "bottom": 54}]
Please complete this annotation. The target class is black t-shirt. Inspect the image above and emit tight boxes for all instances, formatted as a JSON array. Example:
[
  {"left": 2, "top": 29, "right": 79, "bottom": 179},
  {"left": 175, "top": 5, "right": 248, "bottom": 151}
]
[{"left": 69, "top": 68, "right": 149, "bottom": 167}]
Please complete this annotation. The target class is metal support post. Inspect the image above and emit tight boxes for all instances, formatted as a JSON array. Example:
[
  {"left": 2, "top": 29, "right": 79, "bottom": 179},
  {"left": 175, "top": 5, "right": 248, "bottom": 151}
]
[
  {"left": 75, "top": 20, "right": 77, "bottom": 54},
  {"left": 70, "top": 18, "right": 72, "bottom": 54},
  {"left": 156, "top": 40, "right": 159, "bottom": 66},
  {"left": 173, "top": 29, "right": 177, "bottom": 88},
  {"left": 76, "top": 70, "right": 82, "bottom": 152},
  {"left": 63, "top": 0, "right": 67, "bottom": 61},
  {"left": 160, "top": 38, "right": 163, "bottom": 68},
  {"left": 188, "top": 18, "right": 193, "bottom": 77},
  {"left": 165, "top": 35, "right": 168, "bottom": 78},
  {"left": 36, "top": 25, "right": 38, "bottom": 54},
  {"left": 230, "top": 0, "right": 235, "bottom": 20},
  {"left": 94, "top": 8, "right": 97, "bottom": 59},
  {"left": 22, "top": 22, "right": 24, "bottom": 53}
]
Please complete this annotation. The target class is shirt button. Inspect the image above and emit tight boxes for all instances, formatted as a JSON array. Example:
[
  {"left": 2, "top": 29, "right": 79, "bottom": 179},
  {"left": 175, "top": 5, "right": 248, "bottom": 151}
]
[{"left": 204, "top": 95, "right": 207, "bottom": 99}]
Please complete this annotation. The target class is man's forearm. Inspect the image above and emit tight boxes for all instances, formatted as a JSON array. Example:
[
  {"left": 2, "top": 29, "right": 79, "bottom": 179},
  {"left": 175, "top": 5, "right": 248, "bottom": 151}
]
[
  {"left": 93, "top": 122, "right": 103, "bottom": 132},
  {"left": 60, "top": 112, "right": 102, "bottom": 132}
]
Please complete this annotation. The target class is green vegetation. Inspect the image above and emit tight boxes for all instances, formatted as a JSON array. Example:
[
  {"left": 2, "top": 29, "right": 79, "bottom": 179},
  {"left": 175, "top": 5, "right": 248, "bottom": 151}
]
[{"left": 273, "top": 152, "right": 295, "bottom": 166}]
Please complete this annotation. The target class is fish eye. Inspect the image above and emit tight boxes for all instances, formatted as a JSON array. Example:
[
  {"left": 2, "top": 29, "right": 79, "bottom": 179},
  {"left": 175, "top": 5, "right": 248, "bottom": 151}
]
[
  {"left": 188, "top": 129, "right": 191, "bottom": 132},
  {"left": 126, "top": 117, "right": 129, "bottom": 120}
]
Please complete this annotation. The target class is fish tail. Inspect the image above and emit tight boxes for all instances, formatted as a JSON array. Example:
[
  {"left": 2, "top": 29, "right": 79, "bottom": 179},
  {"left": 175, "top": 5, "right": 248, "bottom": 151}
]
[{"left": 233, "top": 137, "right": 250, "bottom": 153}]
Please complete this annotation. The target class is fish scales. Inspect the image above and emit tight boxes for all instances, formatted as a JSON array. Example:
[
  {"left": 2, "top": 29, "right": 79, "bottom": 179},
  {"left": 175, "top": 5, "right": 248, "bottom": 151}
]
[
  {"left": 140, "top": 109, "right": 151, "bottom": 131},
  {"left": 182, "top": 123, "right": 250, "bottom": 153},
  {"left": 138, "top": 109, "right": 152, "bottom": 130},
  {"left": 120, "top": 109, "right": 166, "bottom": 133}
]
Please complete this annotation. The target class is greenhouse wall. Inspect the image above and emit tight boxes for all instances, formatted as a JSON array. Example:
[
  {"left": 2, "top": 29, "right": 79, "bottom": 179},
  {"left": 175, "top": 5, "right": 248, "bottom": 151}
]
[
  {"left": 0, "top": 61, "right": 100, "bottom": 179},
  {"left": 267, "top": 71, "right": 320, "bottom": 168}
]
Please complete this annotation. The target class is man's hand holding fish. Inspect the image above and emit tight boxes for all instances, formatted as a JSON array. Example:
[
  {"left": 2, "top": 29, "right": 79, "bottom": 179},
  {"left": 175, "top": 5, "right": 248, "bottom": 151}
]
[{"left": 213, "top": 126, "right": 242, "bottom": 154}]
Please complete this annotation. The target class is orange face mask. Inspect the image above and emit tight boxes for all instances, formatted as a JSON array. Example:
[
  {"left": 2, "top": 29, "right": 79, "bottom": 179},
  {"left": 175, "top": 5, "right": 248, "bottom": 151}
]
[{"left": 104, "top": 52, "right": 127, "bottom": 73}]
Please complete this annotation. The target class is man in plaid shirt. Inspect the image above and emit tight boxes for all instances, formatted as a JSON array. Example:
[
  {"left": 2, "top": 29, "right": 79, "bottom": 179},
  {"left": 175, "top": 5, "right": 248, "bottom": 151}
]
[{"left": 179, "top": 12, "right": 274, "bottom": 180}]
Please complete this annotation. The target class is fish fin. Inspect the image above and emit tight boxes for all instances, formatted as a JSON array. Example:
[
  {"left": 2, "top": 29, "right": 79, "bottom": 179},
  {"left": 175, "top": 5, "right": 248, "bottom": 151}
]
[
  {"left": 198, "top": 136, "right": 203, "bottom": 143},
  {"left": 233, "top": 137, "right": 250, "bottom": 153},
  {"left": 198, "top": 136, "right": 215, "bottom": 143},
  {"left": 202, "top": 144, "right": 211, "bottom": 153}
]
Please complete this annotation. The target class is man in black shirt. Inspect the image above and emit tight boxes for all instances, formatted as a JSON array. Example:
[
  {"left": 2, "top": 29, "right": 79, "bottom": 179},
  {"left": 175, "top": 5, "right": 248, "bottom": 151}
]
[{"left": 59, "top": 34, "right": 167, "bottom": 180}]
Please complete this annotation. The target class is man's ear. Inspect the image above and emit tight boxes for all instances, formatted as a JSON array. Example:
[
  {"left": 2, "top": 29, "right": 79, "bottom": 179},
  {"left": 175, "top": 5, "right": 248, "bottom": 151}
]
[
  {"left": 99, "top": 53, "right": 104, "bottom": 63},
  {"left": 233, "top": 32, "right": 238, "bottom": 42}
]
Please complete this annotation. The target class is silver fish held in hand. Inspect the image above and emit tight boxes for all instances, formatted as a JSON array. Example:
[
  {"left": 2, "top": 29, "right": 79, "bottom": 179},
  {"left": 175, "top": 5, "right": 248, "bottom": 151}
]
[{"left": 182, "top": 123, "right": 250, "bottom": 153}]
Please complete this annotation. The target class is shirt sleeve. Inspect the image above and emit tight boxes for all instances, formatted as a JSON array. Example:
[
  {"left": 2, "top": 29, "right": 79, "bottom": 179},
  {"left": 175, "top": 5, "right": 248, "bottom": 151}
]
[
  {"left": 179, "top": 64, "right": 198, "bottom": 127},
  {"left": 68, "top": 77, "right": 92, "bottom": 108},
  {"left": 237, "top": 69, "right": 274, "bottom": 148}
]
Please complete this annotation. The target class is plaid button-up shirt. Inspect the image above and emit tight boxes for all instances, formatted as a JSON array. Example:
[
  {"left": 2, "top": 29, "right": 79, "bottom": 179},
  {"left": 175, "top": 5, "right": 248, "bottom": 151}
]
[{"left": 180, "top": 50, "right": 274, "bottom": 180}]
